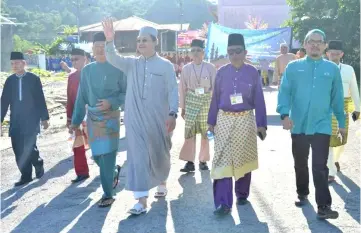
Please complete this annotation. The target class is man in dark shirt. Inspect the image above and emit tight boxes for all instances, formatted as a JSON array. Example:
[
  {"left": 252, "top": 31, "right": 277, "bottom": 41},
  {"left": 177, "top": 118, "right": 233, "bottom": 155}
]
[{"left": 1, "top": 52, "right": 50, "bottom": 186}]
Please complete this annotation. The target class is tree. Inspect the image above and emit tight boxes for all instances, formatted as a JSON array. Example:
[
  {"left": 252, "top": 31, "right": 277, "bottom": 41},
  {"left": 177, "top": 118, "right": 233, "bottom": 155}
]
[
  {"left": 13, "top": 35, "right": 36, "bottom": 52},
  {"left": 285, "top": 0, "right": 360, "bottom": 70}
]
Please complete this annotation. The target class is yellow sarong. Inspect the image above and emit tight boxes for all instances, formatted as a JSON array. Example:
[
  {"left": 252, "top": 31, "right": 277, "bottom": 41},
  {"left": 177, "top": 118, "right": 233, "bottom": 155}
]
[{"left": 211, "top": 110, "right": 258, "bottom": 181}]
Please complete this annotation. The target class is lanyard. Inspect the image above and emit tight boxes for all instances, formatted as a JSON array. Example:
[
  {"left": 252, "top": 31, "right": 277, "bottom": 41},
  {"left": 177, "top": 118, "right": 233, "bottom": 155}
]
[{"left": 192, "top": 62, "right": 204, "bottom": 86}]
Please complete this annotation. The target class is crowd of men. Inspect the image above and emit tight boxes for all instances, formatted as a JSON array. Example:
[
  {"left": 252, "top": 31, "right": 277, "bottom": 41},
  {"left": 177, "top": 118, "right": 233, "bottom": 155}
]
[{"left": 1, "top": 20, "right": 359, "bottom": 221}]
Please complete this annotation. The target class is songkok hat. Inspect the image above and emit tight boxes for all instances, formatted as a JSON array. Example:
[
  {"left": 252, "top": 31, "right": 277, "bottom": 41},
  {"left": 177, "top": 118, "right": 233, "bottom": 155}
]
[
  {"left": 328, "top": 40, "right": 343, "bottom": 50},
  {"left": 93, "top": 32, "right": 106, "bottom": 43},
  {"left": 228, "top": 33, "right": 245, "bottom": 48},
  {"left": 85, "top": 52, "right": 92, "bottom": 59},
  {"left": 10, "top": 51, "right": 24, "bottom": 60},
  {"left": 71, "top": 48, "right": 86, "bottom": 56},
  {"left": 191, "top": 39, "right": 205, "bottom": 49},
  {"left": 139, "top": 26, "right": 158, "bottom": 38}
]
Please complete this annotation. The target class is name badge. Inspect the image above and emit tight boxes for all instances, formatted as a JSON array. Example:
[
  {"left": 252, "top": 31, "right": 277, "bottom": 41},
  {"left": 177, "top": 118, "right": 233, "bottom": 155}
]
[
  {"left": 195, "top": 87, "right": 205, "bottom": 95},
  {"left": 230, "top": 93, "right": 243, "bottom": 105}
]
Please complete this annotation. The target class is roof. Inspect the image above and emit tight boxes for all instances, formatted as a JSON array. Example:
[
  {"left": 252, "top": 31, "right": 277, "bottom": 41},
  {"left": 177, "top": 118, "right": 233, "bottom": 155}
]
[
  {"left": 80, "top": 16, "right": 189, "bottom": 32},
  {"left": 159, "top": 23, "right": 190, "bottom": 31},
  {"left": 0, "top": 15, "right": 24, "bottom": 26}
]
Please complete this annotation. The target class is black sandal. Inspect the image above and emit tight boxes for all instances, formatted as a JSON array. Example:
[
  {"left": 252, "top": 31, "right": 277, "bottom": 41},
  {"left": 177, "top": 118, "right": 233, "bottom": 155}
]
[
  {"left": 98, "top": 197, "right": 115, "bottom": 208},
  {"left": 113, "top": 165, "right": 121, "bottom": 189}
]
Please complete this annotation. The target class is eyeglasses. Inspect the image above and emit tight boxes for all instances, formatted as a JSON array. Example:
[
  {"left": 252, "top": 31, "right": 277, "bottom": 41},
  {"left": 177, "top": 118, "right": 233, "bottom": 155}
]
[
  {"left": 227, "top": 48, "right": 244, "bottom": 55},
  {"left": 191, "top": 48, "right": 203, "bottom": 53},
  {"left": 137, "top": 39, "right": 149, "bottom": 43},
  {"left": 307, "top": 40, "right": 325, "bottom": 45}
]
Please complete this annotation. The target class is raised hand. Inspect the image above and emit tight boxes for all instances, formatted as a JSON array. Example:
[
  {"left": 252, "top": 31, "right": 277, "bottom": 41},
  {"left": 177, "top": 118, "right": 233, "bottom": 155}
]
[{"left": 102, "top": 17, "right": 115, "bottom": 42}]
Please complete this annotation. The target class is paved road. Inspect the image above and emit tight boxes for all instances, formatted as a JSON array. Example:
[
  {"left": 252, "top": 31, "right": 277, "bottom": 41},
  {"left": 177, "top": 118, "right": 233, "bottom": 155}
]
[{"left": 1, "top": 89, "right": 360, "bottom": 233}]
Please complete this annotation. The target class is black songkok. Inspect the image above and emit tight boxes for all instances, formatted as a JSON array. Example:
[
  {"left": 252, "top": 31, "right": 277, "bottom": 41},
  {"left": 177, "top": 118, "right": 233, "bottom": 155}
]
[
  {"left": 93, "top": 32, "right": 106, "bottom": 43},
  {"left": 10, "top": 52, "right": 24, "bottom": 60},
  {"left": 228, "top": 33, "right": 245, "bottom": 48},
  {"left": 71, "top": 48, "right": 86, "bottom": 56},
  {"left": 191, "top": 39, "right": 205, "bottom": 49},
  {"left": 328, "top": 40, "right": 343, "bottom": 50}
]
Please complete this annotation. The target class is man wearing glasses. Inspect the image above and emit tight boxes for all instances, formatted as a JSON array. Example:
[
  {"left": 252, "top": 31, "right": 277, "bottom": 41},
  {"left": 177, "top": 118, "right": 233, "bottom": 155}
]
[
  {"left": 102, "top": 19, "right": 178, "bottom": 215},
  {"left": 207, "top": 33, "right": 267, "bottom": 215},
  {"left": 277, "top": 29, "right": 345, "bottom": 219},
  {"left": 178, "top": 39, "right": 217, "bottom": 173}
]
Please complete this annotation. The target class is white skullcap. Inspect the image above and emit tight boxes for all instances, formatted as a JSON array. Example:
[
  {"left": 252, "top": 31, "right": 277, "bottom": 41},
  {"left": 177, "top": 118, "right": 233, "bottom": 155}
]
[{"left": 139, "top": 26, "right": 158, "bottom": 38}]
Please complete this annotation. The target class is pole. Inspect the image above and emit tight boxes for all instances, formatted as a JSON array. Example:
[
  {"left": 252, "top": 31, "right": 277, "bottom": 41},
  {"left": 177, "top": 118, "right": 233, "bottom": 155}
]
[
  {"left": 77, "top": 3, "right": 80, "bottom": 43},
  {"left": 160, "top": 32, "right": 163, "bottom": 53}
]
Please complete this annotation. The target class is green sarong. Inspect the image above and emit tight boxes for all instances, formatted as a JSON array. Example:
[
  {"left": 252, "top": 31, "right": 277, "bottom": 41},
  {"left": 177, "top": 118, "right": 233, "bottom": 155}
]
[{"left": 184, "top": 91, "right": 211, "bottom": 139}]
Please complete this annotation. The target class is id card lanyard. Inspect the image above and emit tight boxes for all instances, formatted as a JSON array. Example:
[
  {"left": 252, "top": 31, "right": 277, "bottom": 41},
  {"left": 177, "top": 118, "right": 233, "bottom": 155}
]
[{"left": 192, "top": 62, "right": 204, "bottom": 87}]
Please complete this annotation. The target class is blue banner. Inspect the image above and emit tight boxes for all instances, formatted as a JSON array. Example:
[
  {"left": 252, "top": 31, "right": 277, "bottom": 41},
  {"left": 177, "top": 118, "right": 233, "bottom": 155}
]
[{"left": 205, "top": 23, "right": 292, "bottom": 64}]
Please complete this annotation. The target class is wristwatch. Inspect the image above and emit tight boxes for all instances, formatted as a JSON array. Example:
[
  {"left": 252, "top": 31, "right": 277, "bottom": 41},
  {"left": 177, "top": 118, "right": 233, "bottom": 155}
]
[
  {"left": 280, "top": 114, "right": 289, "bottom": 120},
  {"left": 169, "top": 112, "right": 178, "bottom": 119}
]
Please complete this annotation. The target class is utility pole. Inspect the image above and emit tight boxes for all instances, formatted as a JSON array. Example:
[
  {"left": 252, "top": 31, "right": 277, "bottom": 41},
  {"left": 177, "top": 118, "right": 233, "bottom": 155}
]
[
  {"left": 73, "top": 1, "right": 81, "bottom": 43},
  {"left": 179, "top": 0, "right": 183, "bottom": 31}
]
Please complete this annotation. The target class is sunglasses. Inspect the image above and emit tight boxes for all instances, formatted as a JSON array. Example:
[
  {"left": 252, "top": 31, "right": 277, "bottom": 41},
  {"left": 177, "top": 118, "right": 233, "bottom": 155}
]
[
  {"left": 228, "top": 48, "right": 244, "bottom": 55},
  {"left": 137, "top": 39, "right": 149, "bottom": 43},
  {"left": 191, "top": 48, "right": 203, "bottom": 53}
]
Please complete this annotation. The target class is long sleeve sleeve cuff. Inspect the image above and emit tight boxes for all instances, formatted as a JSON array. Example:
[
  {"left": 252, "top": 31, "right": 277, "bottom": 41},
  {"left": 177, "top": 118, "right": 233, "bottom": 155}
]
[{"left": 337, "top": 116, "right": 346, "bottom": 129}]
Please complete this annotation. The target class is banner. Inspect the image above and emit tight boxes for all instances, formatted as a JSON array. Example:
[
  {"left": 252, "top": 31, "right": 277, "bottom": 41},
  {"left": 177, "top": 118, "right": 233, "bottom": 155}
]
[
  {"left": 177, "top": 30, "right": 201, "bottom": 49},
  {"left": 205, "top": 23, "right": 292, "bottom": 67}
]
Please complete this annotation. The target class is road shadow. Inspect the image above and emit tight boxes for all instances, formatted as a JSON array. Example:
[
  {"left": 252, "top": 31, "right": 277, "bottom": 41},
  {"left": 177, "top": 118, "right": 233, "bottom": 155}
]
[
  {"left": 236, "top": 202, "right": 269, "bottom": 232},
  {"left": 117, "top": 194, "right": 168, "bottom": 233},
  {"left": 263, "top": 86, "right": 278, "bottom": 93},
  {"left": 267, "top": 115, "right": 282, "bottom": 126},
  {"left": 1, "top": 156, "right": 73, "bottom": 218},
  {"left": 331, "top": 172, "right": 360, "bottom": 223},
  {"left": 301, "top": 203, "right": 343, "bottom": 233},
  {"left": 11, "top": 176, "right": 101, "bottom": 233},
  {"left": 170, "top": 172, "right": 227, "bottom": 233},
  {"left": 69, "top": 176, "right": 126, "bottom": 233}
]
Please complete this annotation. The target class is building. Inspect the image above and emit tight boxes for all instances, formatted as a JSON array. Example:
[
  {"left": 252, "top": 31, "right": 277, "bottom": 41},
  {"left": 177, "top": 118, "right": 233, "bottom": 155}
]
[
  {"left": 217, "top": 0, "right": 290, "bottom": 29},
  {"left": 217, "top": 0, "right": 301, "bottom": 48},
  {"left": 79, "top": 16, "right": 190, "bottom": 54},
  {"left": 1, "top": 16, "right": 17, "bottom": 71}
]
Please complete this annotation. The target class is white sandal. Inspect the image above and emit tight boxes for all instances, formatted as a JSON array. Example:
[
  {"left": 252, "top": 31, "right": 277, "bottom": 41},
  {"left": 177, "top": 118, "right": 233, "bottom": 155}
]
[
  {"left": 127, "top": 202, "right": 147, "bottom": 215},
  {"left": 154, "top": 185, "right": 168, "bottom": 198}
]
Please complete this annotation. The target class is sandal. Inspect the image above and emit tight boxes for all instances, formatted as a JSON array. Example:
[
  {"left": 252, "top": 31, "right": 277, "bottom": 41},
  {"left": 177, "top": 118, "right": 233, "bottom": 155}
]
[
  {"left": 127, "top": 202, "right": 147, "bottom": 215},
  {"left": 113, "top": 165, "right": 121, "bottom": 189},
  {"left": 98, "top": 197, "right": 115, "bottom": 208},
  {"left": 154, "top": 185, "right": 168, "bottom": 198}
]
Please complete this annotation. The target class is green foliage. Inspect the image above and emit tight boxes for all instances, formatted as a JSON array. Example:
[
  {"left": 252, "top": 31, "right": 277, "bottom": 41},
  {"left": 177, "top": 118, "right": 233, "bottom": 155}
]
[
  {"left": 28, "top": 68, "right": 52, "bottom": 77},
  {"left": 2, "top": 0, "right": 215, "bottom": 45},
  {"left": 285, "top": 0, "right": 360, "bottom": 69},
  {"left": 13, "top": 35, "right": 36, "bottom": 53}
]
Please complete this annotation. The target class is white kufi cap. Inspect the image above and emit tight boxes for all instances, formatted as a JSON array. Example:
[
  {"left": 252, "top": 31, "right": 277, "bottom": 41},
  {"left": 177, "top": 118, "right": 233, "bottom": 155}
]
[{"left": 139, "top": 26, "right": 158, "bottom": 38}]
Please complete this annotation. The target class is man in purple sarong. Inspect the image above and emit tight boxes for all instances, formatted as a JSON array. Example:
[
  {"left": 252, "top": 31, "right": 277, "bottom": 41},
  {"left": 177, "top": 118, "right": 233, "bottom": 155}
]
[{"left": 207, "top": 33, "right": 268, "bottom": 215}]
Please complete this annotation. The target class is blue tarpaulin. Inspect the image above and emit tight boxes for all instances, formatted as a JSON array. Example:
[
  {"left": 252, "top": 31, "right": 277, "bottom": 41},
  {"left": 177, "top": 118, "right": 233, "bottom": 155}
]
[{"left": 205, "top": 23, "right": 292, "bottom": 63}]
